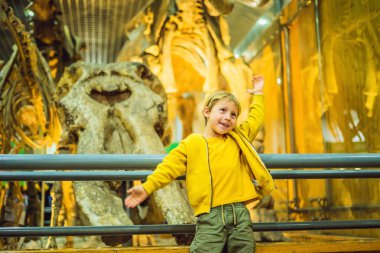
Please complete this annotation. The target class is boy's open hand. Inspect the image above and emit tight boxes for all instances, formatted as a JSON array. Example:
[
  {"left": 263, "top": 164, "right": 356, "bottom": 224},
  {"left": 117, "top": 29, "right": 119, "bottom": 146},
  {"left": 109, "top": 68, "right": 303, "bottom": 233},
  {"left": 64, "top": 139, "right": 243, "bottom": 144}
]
[
  {"left": 247, "top": 75, "right": 264, "bottom": 95},
  {"left": 124, "top": 185, "right": 148, "bottom": 208}
]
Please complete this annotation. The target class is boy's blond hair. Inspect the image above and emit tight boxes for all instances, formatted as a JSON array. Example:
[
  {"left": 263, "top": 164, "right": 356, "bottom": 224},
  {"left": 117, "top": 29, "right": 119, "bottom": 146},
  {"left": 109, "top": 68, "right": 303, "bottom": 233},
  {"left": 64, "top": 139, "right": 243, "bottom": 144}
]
[{"left": 203, "top": 91, "right": 241, "bottom": 123}]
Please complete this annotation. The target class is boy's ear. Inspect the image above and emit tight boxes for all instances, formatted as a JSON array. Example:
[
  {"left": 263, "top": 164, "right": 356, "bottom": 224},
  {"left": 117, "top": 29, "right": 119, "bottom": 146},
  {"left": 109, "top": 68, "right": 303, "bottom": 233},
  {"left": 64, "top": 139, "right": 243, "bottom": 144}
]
[{"left": 202, "top": 107, "right": 210, "bottom": 118}]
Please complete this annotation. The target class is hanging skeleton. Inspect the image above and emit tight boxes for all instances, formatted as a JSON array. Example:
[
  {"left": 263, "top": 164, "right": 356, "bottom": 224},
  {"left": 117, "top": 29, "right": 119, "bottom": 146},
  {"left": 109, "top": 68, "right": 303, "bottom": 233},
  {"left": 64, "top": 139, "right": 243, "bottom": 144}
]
[
  {"left": 26, "top": 0, "right": 84, "bottom": 81},
  {"left": 117, "top": 0, "right": 255, "bottom": 138},
  {"left": 0, "top": 0, "right": 62, "bottom": 249},
  {"left": 0, "top": 0, "right": 61, "bottom": 154}
]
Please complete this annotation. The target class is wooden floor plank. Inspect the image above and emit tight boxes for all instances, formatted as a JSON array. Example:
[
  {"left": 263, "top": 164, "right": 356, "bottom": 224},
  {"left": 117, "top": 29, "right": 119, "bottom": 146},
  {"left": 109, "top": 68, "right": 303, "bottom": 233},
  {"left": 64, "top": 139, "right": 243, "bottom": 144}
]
[{"left": 4, "top": 240, "right": 380, "bottom": 253}]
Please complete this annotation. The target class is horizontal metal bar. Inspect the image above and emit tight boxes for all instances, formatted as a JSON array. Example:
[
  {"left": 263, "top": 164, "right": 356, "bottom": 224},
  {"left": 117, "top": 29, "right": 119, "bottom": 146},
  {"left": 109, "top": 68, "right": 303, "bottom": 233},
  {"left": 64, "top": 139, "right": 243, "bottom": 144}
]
[
  {"left": 1, "top": 154, "right": 380, "bottom": 170},
  {"left": 1, "top": 169, "right": 380, "bottom": 181},
  {"left": 0, "top": 171, "right": 153, "bottom": 181},
  {"left": 1, "top": 220, "right": 379, "bottom": 237},
  {"left": 0, "top": 154, "right": 164, "bottom": 170},
  {"left": 272, "top": 169, "right": 380, "bottom": 179},
  {"left": 264, "top": 153, "right": 380, "bottom": 168}
]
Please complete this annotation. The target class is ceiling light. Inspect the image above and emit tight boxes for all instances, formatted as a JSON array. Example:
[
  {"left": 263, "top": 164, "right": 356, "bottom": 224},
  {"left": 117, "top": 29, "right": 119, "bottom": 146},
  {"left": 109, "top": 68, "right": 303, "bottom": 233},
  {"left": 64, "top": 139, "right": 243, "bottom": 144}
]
[
  {"left": 258, "top": 17, "right": 269, "bottom": 25},
  {"left": 237, "top": 0, "right": 271, "bottom": 8}
]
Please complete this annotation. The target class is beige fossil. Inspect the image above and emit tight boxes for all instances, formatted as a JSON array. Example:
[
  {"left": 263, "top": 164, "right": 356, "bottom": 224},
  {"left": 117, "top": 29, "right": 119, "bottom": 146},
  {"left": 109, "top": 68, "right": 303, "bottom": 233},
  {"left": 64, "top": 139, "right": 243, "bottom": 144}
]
[{"left": 55, "top": 61, "right": 195, "bottom": 246}]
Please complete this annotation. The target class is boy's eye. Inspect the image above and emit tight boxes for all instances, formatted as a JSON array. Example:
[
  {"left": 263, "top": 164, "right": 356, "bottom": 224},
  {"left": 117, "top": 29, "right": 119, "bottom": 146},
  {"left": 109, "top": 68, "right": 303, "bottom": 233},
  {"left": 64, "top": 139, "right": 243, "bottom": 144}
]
[{"left": 220, "top": 108, "right": 226, "bottom": 112}]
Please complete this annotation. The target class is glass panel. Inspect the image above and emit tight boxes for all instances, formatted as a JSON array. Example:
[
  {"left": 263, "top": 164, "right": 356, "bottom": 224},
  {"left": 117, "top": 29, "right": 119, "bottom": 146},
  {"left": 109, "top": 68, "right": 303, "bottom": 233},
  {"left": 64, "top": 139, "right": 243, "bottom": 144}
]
[
  {"left": 249, "top": 37, "right": 286, "bottom": 154},
  {"left": 288, "top": 3, "right": 324, "bottom": 154},
  {"left": 320, "top": 0, "right": 380, "bottom": 153},
  {"left": 319, "top": 0, "right": 380, "bottom": 237}
]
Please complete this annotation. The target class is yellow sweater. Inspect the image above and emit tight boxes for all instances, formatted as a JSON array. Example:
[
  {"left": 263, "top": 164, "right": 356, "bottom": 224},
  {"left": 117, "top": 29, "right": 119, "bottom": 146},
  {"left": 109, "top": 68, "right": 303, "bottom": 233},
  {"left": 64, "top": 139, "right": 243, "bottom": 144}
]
[
  {"left": 142, "top": 95, "right": 275, "bottom": 216},
  {"left": 206, "top": 135, "right": 258, "bottom": 207}
]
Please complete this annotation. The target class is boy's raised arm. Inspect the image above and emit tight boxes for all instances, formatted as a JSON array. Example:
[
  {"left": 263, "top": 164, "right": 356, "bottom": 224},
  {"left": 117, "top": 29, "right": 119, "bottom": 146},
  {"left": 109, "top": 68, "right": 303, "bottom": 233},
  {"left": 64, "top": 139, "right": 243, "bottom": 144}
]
[
  {"left": 247, "top": 75, "right": 264, "bottom": 96},
  {"left": 238, "top": 75, "right": 265, "bottom": 141}
]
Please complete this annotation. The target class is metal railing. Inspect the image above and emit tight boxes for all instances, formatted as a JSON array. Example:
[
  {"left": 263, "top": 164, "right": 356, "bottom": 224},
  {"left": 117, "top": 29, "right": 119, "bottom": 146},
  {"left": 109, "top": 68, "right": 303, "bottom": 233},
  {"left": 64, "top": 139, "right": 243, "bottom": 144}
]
[
  {"left": 1, "top": 153, "right": 380, "bottom": 169},
  {"left": 2, "top": 220, "right": 380, "bottom": 237},
  {"left": 1, "top": 153, "right": 380, "bottom": 237}
]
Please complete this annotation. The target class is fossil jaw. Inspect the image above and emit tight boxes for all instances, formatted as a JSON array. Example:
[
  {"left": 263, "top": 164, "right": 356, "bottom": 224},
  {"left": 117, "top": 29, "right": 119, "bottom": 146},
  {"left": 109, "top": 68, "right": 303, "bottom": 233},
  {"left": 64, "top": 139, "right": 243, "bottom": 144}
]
[{"left": 86, "top": 76, "right": 133, "bottom": 106}]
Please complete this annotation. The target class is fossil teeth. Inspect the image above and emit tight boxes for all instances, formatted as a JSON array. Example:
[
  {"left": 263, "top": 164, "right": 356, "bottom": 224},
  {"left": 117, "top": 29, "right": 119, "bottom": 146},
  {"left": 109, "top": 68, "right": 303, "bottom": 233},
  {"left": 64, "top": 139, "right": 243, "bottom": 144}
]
[{"left": 94, "top": 84, "right": 103, "bottom": 92}]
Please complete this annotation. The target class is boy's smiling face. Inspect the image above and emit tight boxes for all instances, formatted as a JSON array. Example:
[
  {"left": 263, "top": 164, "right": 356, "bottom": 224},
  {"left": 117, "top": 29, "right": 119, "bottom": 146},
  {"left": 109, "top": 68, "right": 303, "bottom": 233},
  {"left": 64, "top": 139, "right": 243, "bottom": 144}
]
[{"left": 203, "top": 98, "right": 238, "bottom": 138}]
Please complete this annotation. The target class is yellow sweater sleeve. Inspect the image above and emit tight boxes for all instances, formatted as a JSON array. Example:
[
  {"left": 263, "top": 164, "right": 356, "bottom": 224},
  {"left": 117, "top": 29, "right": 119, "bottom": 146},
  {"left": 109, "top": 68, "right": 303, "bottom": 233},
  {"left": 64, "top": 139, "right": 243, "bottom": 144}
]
[
  {"left": 142, "top": 141, "right": 187, "bottom": 195},
  {"left": 237, "top": 95, "right": 264, "bottom": 141}
]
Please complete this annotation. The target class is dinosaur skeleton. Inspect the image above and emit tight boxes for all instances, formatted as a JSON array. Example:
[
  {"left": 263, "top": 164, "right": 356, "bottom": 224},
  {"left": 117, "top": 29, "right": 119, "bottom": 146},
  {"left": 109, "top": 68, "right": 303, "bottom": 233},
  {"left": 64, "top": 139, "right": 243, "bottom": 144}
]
[
  {"left": 0, "top": 0, "right": 60, "bottom": 153},
  {"left": 117, "top": 0, "right": 255, "bottom": 138},
  {"left": 0, "top": 1, "right": 62, "bottom": 249},
  {"left": 26, "top": 0, "right": 83, "bottom": 81}
]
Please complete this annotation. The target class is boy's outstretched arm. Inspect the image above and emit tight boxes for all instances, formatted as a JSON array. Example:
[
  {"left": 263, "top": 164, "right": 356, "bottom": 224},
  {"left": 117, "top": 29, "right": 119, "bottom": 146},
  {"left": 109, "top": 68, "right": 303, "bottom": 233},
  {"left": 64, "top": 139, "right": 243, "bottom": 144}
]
[
  {"left": 124, "top": 185, "right": 148, "bottom": 208},
  {"left": 124, "top": 140, "right": 188, "bottom": 209}
]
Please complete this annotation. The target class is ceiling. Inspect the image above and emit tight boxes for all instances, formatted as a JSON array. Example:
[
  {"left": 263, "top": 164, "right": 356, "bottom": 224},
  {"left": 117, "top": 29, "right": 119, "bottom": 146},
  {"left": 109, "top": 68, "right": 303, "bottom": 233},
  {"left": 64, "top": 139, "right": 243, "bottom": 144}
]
[{"left": 0, "top": 0, "right": 279, "bottom": 65}]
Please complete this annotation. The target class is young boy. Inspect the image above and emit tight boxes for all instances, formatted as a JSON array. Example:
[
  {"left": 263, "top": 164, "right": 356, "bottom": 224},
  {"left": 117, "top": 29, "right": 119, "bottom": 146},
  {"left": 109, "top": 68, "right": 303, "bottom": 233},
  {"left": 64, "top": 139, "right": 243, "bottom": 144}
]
[{"left": 125, "top": 75, "right": 275, "bottom": 252}]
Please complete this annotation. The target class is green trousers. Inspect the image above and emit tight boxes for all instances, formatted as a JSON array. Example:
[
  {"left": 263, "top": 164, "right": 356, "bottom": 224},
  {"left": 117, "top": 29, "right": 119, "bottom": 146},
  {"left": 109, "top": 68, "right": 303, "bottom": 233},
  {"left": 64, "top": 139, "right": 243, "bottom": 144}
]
[{"left": 190, "top": 202, "right": 255, "bottom": 253}]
